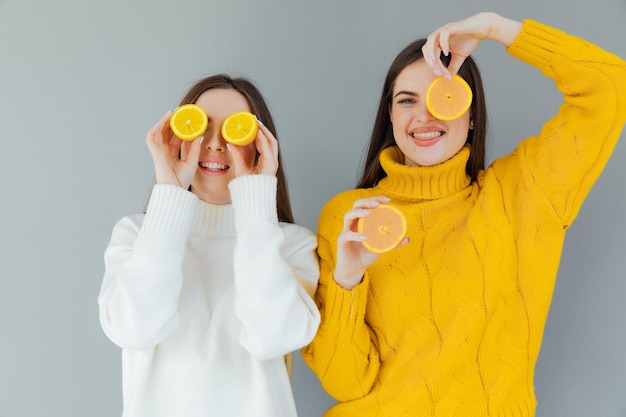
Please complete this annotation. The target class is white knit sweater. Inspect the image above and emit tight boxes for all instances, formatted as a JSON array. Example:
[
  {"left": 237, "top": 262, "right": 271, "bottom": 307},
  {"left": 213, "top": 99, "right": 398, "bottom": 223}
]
[{"left": 99, "top": 175, "right": 320, "bottom": 417}]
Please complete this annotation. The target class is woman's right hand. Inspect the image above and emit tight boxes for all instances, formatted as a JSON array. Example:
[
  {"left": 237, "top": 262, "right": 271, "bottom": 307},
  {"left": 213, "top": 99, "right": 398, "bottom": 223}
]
[
  {"left": 333, "top": 196, "right": 408, "bottom": 290},
  {"left": 146, "top": 111, "right": 204, "bottom": 189}
]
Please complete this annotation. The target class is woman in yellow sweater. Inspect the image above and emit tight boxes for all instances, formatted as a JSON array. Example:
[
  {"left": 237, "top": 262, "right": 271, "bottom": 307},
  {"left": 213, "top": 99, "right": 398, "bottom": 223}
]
[{"left": 302, "top": 12, "right": 626, "bottom": 417}]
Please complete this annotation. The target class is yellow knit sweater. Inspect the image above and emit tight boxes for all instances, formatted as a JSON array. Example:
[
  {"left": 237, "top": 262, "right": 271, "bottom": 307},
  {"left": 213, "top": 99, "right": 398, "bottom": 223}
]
[{"left": 302, "top": 20, "right": 626, "bottom": 417}]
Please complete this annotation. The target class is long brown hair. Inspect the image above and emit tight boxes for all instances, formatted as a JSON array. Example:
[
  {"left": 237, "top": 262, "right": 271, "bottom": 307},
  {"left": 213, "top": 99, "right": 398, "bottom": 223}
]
[
  {"left": 147, "top": 74, "right": 294, "bottom": 223},
  {"left": 357, "top": 39, "right": 487, "bottom": 188}
]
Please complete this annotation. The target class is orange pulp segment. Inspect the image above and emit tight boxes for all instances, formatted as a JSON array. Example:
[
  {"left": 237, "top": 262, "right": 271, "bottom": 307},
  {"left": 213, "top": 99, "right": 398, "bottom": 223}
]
[
  {"left": 169, "top": 104, "right": 208, "bottom": 141},
  {"left": 221, "top": 111, "right": 258, "bottom": 146},
  {"left": 358, "top": 204, "right": 407, "bottom": 254},
  {"left": 426, "top": 75, "right": 472, "bottom": 121}
]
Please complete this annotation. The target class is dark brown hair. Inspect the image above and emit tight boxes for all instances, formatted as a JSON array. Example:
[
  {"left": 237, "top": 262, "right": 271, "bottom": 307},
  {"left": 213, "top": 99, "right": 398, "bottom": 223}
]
[
  {"left": 181, "top": 74, "right": 294, "bottom": 223},
  {"left": 357, "top": 38, "right": 487, "bottom": 188}
]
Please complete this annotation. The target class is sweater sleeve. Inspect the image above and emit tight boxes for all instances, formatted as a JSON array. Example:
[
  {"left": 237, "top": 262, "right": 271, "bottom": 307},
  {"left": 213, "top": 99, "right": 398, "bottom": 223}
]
[
  {"left": 302, "top": 195, "right": 381, "bottom": 402},
  {"left": 504, "top": 19, "right": 626, "bottom": 227},
  {"left": 228, "top": 175, "right": 321, "bottom": 361},
  {"left": 98, "top": 185, "right": 198, "bottom": 350}
]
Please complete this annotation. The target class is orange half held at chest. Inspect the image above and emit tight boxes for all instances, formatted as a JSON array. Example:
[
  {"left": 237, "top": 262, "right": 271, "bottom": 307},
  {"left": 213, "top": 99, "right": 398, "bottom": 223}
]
[{"left": 358, "top": 204, "right": 407, "bottom": 254}]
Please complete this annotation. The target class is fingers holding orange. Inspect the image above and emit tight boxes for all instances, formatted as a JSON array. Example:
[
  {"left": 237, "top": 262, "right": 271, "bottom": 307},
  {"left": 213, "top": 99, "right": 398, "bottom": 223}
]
[
  {"left": 253, "top": 121, "right": 279, "bottom": 176},
  {"left": 147, "top": 111, "right": 173, "bottom": 142}
]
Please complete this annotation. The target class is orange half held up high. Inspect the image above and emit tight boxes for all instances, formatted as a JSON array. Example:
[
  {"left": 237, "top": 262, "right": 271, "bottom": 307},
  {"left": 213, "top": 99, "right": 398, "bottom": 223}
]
[
  {"left": 358, "top": 204, "right": 407, "bottom": 254},
  {"left": 426, "top": 74, "right": 473, "bottom": 121}
]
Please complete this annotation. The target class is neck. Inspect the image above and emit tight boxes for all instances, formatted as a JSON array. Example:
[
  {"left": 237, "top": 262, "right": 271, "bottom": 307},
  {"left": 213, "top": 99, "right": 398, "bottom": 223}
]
[{"left": 190, "top": 185, "right": 232, "bottom": 205}]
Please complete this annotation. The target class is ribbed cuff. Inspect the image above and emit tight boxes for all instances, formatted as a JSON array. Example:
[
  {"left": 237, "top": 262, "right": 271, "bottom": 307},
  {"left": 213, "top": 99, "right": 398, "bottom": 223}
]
[
  {"left": 324, "top": 274, "right": 369, "bottom": 333},
  {"left": 228, "top": 175, "right": 278, "bottom": 229},
  {"left": 143, "top": 184, "right": 198, "bottom": 235}
]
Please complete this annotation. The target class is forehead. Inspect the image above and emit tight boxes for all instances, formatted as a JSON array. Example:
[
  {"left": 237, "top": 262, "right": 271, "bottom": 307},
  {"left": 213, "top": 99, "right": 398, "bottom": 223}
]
[
  {"left": 195, "top": 88, "right": 250, "bottom": 120},
  {"left": 392, "top": 60, "right": 436, "bottom": 94}
]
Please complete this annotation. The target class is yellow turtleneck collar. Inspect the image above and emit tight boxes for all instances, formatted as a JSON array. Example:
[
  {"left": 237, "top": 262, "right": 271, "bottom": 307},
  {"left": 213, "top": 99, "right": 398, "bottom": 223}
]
[{"left": 376, "top": 144, "right": 473, "bottom": 202}]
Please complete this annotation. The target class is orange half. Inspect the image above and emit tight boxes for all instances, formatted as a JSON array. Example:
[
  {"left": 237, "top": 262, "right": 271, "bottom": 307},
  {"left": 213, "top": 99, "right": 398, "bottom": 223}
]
[
  {"left": 221, "top": 110, "right": 258, "bottom": 146},
  {"left": 426, "top": 75, "right": 472, "bottom": 121},
  {"left": 358, "top": 204, "right": 407, "bottom": 254},
  {"left": 169, "top": 104, "right": 208, "bottom": 141}
]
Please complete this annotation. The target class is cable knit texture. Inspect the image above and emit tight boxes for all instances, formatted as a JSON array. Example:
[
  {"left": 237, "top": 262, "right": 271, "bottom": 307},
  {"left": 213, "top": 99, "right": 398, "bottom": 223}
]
[
  {"left": 99, "top": 176, "right": 321, "bottom": 417},
  {"left": 302, "top": 20, "right": 626, "bottom": 417}
]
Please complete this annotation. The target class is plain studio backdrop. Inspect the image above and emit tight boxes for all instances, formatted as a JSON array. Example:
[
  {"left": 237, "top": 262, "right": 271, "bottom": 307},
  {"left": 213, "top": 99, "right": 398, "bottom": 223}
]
[{"left": 1, "top": 0, "right": 625, "bottom": 416}]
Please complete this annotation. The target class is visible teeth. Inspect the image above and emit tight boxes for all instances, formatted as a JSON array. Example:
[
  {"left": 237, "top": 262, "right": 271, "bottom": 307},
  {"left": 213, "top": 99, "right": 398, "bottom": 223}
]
[
  {"left": 200, "top": 161, "right": 228, "bottom": 170},
  {"left": 411, "top": 131, "right": 442, "bottom": 139}
]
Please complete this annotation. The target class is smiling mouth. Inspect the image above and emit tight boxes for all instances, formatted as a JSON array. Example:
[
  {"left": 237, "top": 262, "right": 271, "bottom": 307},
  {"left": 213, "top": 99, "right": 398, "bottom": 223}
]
[
  {"left": 410, "top": 131, "right": 443, "bottom": 139},
  {"left": 199, "top": 161, "right": 229, "bottom": 172}
]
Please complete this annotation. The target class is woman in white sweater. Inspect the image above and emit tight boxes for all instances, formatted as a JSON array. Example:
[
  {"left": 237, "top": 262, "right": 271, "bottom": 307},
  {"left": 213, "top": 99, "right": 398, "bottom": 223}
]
[{"left": 99, "top": 75, "right": 321, "bottom": 417}]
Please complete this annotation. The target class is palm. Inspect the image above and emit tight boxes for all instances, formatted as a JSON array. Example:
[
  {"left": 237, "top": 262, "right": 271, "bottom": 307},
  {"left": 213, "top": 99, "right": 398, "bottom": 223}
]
[
  {"left": 147, "top": 112, "right": 201, "bottom": 189},
  {"left": 336, "top": 241, "right": 378, "bottom": 279}
]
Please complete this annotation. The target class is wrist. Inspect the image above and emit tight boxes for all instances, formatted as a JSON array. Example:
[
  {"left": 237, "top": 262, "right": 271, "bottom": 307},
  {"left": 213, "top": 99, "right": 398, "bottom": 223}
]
[
  {"left": 333, "top": 271, "right": 364, "bottom": 290},
  {"left": 487, "top": 13, "right": 523, "bottom": 46},
  {"left": 155, "top": 178, "right": 184, "bottom": 188}
]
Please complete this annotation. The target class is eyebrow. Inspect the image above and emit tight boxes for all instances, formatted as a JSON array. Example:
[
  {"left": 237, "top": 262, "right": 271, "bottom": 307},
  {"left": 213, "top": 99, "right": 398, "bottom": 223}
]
[{"left": 393, "top": 90, "right": 418, "bottom": 98}]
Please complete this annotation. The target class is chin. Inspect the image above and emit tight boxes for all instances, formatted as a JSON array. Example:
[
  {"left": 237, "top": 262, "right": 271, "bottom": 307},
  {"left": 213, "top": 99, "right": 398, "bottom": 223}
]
[{"left": 407, "top": 153, "right": 444, "bottom": 167}]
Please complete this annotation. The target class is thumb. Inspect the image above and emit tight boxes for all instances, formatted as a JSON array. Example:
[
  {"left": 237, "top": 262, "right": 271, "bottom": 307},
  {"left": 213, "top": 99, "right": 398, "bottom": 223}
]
[
  {"left": 228, "top": 143, "right": 252, "bottom": 176},
  {"left": 185, "top": 136, "right": 203, "bottom": 165}
]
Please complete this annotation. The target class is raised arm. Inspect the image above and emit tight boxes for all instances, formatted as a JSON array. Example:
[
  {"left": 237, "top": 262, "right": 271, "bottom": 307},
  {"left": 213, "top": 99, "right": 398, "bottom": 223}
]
[
  {"left": 99, "top": 185, "right": 198, "bottom": 350},
  {"left": 230, "top": 176, "right": 321, "bottom": 360},
  {"left": 501, "top": 19, "right": 626, "bottom": 227}
]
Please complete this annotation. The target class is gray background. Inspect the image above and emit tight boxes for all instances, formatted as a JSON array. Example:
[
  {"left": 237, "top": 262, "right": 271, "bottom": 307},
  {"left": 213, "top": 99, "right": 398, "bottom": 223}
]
[{"left": 1, "top": 0, "right": 625, "bottom": 416}]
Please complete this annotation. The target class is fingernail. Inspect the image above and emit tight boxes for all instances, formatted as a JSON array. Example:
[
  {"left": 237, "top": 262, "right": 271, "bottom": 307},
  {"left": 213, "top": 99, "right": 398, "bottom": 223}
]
[
  {"left": 444, "top": 73, "right": 452, "bottom": 80},
  {"left": 434, "top": 69, "right": 442, "bottom": 77},
  {"left": 362, "top": 209, "right": 371, "bottom": 216},
  {"left": 255, "top": 115, "right": 264, "bottom": 126},
  {"left": 381, "top": 196, "right": 391, "bottom": 202},
  {"left": 199, "top": 136, "right": 204, "bottom": 144},
  {"left": 226, "top": 143, "right": 231, "bottom": 150},
  {"left": 426, "top": 58, "right": 433, "bottom": 66},
  {"left": 358, "top": 235, "right": 367, "bottom": 241}
]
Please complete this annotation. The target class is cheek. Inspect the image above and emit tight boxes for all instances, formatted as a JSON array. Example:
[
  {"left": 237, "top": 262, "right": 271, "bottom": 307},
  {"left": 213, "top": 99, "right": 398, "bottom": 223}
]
[
  {"left": 450, "top": 118, "right": 470, "bottom": 138},
  {"left": 391, "top": 108, "right": 412, "bottom": 128},
  {"left": 391, "top": 113, "right": 410, "bottom": 140}
]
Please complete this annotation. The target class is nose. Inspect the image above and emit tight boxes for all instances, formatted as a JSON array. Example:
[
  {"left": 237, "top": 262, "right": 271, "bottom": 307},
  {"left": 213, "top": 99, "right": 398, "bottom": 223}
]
[
  {"left": 416, "top": 101, "right": 435, "bottom": 122},
  {"left": 203, "top": 130, "right": 226, "bottom": 152}
]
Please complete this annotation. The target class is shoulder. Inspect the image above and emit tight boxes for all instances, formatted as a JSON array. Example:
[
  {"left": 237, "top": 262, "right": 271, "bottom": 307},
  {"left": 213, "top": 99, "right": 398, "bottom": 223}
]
[
  {"left": 108, "top": 213, "right": 145, "bottom": 243},
  {"left": 113, "top": 213, "right": 145, "bottom": 231},
  {"left": 320, "top": 188, "right": 369, "bottom": 219},
  {"left": 483, "top": 148, "right": 523, "bottom": 180}
]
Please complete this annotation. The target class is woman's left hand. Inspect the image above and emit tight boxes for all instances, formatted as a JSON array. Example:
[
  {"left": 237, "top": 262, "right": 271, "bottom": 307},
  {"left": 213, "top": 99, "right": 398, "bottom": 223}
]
[
  {"left": 422, "top": 12, "right": 522, "bottom": 78},
  {"left": 229, "top": 119, "right": 279, "bottom": 177}
]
